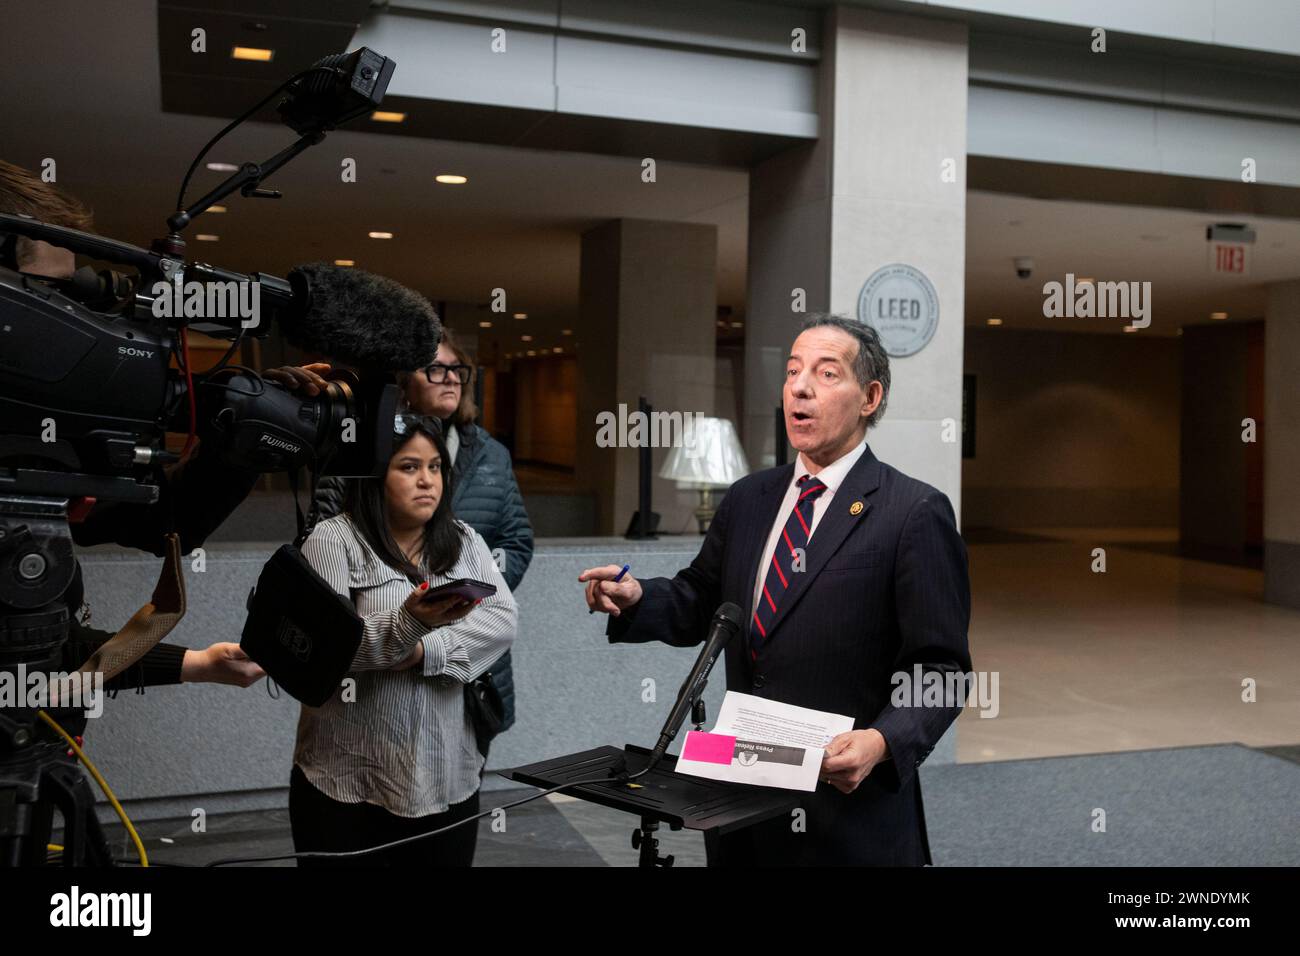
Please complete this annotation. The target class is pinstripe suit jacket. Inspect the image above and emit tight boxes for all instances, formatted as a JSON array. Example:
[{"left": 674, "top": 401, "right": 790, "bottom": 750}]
[{"left": 607, "top": 443, "right": 972, "bottom": 865}]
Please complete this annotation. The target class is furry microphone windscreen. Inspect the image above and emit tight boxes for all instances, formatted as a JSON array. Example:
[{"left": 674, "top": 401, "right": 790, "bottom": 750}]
[{"left": 284, "top": 262, "right": 441, "bottom": 370}]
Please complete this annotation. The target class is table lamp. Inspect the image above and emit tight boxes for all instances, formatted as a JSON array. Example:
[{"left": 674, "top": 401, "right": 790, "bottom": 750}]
[{"left": 659, "top": 416, "right": 749, "bottom": 532}]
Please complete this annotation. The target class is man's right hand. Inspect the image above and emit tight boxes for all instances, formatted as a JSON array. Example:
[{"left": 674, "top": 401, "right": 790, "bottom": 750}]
[{"left": 578, "top": 565, "right": 643, "bottom": 616}]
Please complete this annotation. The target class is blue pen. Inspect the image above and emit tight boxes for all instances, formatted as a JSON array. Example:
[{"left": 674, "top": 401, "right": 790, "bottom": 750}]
[{"left": 589, "top": 563, "right": 631, "bottom": 613}]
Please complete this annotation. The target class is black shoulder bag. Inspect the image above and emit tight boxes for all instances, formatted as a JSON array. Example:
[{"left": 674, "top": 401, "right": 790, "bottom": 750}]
[
  {"left": 239, "top": 468, "right": 363, "bottom": 707},
  {"left": 465, "top": 661, "right": 505, "bottom": 757}
]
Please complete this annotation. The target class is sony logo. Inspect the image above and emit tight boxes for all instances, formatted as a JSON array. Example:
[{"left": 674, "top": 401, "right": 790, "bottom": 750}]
[{"left": 117, "top": 346, "right": 155, "bottom": 359}]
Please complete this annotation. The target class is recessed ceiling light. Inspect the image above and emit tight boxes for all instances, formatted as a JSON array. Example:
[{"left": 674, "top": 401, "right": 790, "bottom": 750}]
[
  {"left": 231, "top": 46, "right": 274, "bottom": 62},
  {"left": 527, "top": 349, "right": 536, "bottom": 356},
  {"left": 334, "top": 259, "right": 355, "bottom": 267},
  {"left": 206, "top": 205, "right": 227, "bottom": 214},
  {"left": 553, "top": 346, "right": 562, "bottom": 353},
  {"left": 436, "top": 174, "right": 468, "bottom": 185},
  {"left": 987, "top": 317, "right": 1002, "bottom": 326},
  {"left": 195, "top": 234, "right": 219, "bottom": 241},
  {"left": 371, "top": 111, "right": 406, "bottom": 123},
  {"left": 206, "top": 162, "right": 238, "bottom": 173},
  {"left": 561, "top": 329, "right": 572, "bottom": 336},
  {"left": 730, "top": 321, "right": 743, "bottom": 328},
  {"left": 368, "top": 231, "right": 393, "bottom": 239},
  {"left": 513, "top": 312, "right": 527, "bottom": 320},
  {"left": 1210, "top": 311, "right": 1228, "bottom": 320},
  {"left": 521, "top": 334, "right": 533, "bottom": 342},
  {"left": 479, "top": 321, "right": 492, "bottom": 328}
]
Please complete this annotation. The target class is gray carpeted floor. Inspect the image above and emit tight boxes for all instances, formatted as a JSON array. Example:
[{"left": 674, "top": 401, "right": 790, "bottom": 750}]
[
  {"left": 94, "top": 742, "right": 1299, "bottom": 866},
  {"left": 924, "top": 743, "right": 1300, "bottom": 866}
]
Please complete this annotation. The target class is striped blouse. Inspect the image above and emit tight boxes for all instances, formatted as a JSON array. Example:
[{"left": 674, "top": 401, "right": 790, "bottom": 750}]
[{"left": 293, "top": 513, "right": 518, "bottom": 817}]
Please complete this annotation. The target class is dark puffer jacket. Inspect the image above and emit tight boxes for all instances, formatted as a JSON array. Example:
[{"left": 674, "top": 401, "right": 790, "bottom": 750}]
[{"left": 313, "top": 422, "right": 533, "bottom": 731}]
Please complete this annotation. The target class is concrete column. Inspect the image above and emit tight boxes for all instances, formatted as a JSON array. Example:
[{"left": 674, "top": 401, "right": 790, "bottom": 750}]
[
  {"left": 1265, "top": 280, "right": 1300, "bottom": 608},
  {"left": 745, "top": 6, "right": 969, "bottom": 513},
  {"left": 576, "top": 219, "right": 717, "bottom": 535}
]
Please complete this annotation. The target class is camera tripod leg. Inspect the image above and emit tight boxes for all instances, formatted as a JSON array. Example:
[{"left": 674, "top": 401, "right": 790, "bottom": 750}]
[
  {"left": 42, "top": 758, "right": 113, "bottom": 866},
  {"left": 0, "top": 762, "right": 110, "bottom": 867}
]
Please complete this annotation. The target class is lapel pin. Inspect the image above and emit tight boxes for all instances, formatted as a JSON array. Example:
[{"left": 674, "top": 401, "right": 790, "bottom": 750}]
[{"left": 849, "top": 501, "right": 864, "bottom": 516}]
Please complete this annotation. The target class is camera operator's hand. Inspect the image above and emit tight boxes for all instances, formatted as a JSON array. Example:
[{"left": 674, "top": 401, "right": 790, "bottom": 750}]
[
  {"left": 262, "top": 362, "right": 332, "bottom": 396},
  {"left": 402, "top": 584, "right": 478, "bottom": 630},
  {"left": 180, "top": 642, "right": 265, "bottom": 687}
]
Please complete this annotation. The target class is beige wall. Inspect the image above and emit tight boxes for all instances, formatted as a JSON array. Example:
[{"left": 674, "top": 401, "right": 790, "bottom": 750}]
[{"left": 962, "top": 328, "right": 1181, "bottom": 528}]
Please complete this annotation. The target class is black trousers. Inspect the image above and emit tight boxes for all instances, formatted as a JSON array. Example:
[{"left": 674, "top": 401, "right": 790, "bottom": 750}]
[{"left": 289, "top": 764, "right": 480, "bottom": 867}]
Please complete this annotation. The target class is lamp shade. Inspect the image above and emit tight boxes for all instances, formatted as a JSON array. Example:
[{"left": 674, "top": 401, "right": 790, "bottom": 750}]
[{"left": 658, "top": 416, "right": 749, "bottom": 488}]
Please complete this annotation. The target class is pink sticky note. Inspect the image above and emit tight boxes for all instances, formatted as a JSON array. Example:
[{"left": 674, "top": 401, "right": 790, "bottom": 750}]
[{"left": 682, "top": 731, "right": 737, "bottom": 765}]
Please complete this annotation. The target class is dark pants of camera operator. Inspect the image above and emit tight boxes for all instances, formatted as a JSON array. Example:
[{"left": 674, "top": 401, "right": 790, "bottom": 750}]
[{"left": 288, "top": 765, "right": 479, "bottom": 867}]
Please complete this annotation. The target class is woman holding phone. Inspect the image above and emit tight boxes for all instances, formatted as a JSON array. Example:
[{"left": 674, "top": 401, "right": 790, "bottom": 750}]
[
  {"left": 290, "top": 415, "right": 517, "bottom": 867},
  {"left": 312, "top": 329, "right": 534, "bottom": 750}
]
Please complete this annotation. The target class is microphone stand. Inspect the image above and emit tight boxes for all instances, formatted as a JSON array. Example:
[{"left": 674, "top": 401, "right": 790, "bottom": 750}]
[
  {"left": 614, "top": 608, "right": 735, "bottom": 865},
  {"left": 507, "top": 603, "right": 790, "bottom": 868},
  {"left": 165, "top": 132, "right": 325, "bottom": 235},
  {"left": 626, "top": 685, "right": 713, "bottom": 867}
]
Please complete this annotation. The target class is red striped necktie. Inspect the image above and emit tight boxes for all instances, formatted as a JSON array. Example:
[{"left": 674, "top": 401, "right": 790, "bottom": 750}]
[{"left": 751, "top": 474, "right": 827, "bottom": 657}]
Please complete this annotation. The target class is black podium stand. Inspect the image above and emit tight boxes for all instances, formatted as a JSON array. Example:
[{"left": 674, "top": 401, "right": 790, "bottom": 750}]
[{"left": 504, "top": 744, "right": 798, "bottom": 867}]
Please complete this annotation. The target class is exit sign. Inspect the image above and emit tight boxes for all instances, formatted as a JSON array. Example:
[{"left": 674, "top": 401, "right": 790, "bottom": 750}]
[{"left": 1208, "top": 241, "right": 1251, "bottom": 275}]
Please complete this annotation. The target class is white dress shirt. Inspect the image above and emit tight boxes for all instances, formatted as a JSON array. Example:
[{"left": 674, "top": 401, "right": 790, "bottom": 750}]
[{"left": 751, "top": 439, "right": 869, "bottom": 616}]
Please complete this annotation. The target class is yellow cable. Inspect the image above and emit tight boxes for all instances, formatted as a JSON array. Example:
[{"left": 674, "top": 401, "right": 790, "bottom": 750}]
[{"left": 36, "top": 711, "right": 148, "bottom": 867}]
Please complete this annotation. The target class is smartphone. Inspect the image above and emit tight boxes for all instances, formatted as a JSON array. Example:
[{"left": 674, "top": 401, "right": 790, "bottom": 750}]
[{"left": 419, "top": 578, "right": 498, "bottom": 604}]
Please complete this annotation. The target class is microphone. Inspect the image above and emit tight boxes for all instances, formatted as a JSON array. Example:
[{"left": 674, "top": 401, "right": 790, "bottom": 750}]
[
  {"left": 284, "top": 262, "right": 442, "bottom": 371},
  {"left": 646, "top": 601, "right": 744, "bottom": 771},
  {"left": 184, "top": 260, "right": 442, "bottom": 372}
]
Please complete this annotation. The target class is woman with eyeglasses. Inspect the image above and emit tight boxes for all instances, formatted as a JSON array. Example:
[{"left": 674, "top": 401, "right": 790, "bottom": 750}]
[
  {"left": 316, "top": 330, "right": 534, "bottom": 756},
  {"left": 290, "top": 416, "right": 517, "bottom": 867}
]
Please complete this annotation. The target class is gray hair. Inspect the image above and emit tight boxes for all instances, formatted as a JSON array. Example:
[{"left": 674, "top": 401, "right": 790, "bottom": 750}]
[{"left": 797, "top": 313, "right": 890, "bottom": 428}]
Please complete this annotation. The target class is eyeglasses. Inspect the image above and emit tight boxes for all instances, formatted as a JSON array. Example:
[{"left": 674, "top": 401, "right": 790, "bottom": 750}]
[{"left": 423, "top": 362, "right": 471, "bottom": 385}]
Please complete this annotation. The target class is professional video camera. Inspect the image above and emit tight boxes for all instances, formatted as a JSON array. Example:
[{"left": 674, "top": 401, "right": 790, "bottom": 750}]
[
  {"left": 0, "top": 48, "right": 429, "bottom": 503},
  {"left": 0, "top": 47, "right": 436, "bottom": 866}
]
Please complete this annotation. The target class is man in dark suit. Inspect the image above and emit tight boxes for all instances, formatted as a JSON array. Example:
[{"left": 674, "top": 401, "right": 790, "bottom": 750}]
[{"left": 580, "top": 314, "right": 972, "bottom": 866}]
